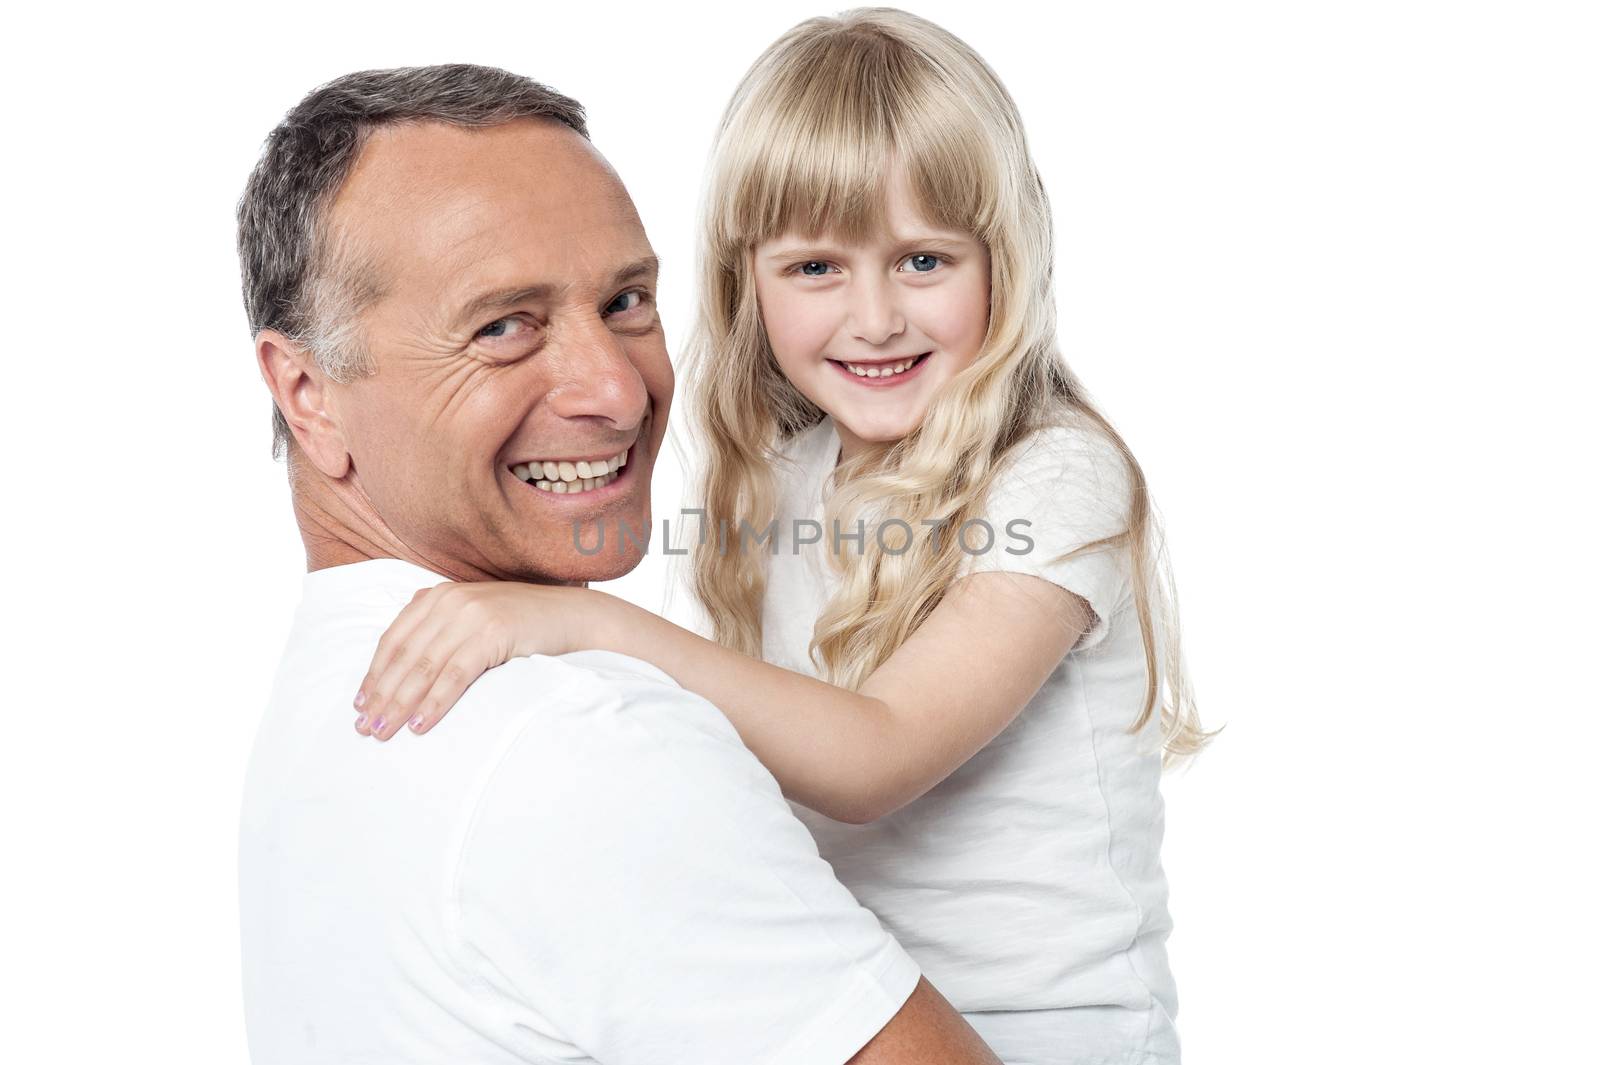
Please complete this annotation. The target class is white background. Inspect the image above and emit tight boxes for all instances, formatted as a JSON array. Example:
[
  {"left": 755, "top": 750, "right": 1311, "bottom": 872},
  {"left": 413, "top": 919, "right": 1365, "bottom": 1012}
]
[{"left": 2, "top": 1, "right": 1595, "bottom": 1061}]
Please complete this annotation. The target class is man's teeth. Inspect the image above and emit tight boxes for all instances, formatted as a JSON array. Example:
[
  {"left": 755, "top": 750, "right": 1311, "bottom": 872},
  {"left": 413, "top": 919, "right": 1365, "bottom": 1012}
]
[
  {"left": 512, "top": 448, "right": 629, "bottom": 494},
  {"left": 840, "top": 355, "right": 923, "bottom": 378}
]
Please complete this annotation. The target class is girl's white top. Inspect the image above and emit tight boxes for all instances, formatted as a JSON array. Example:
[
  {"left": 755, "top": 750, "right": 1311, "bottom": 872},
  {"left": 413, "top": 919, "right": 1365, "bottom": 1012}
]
[{"left": 725, "top": 415, "right": 1181, "bottom": 1063}]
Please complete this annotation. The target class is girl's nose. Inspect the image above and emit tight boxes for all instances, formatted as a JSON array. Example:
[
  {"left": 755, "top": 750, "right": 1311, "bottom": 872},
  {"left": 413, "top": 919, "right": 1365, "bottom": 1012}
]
[{"left": 846, "top": 276, "right": 907, "bottom": 347}]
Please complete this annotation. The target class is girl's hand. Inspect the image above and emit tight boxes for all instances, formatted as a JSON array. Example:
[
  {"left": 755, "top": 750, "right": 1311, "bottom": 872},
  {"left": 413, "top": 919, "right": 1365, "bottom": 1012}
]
[{"left": 352, "top": 581, "right": 584, "bottom": 742}]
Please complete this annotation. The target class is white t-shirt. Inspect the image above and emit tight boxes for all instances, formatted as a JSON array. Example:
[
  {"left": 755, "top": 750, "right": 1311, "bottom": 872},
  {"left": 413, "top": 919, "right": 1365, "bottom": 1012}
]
[
  {"left": 673, "top": 417, "right": 1181, "bottom": 1064},
  {"left": 239, "top": 557, "right": 920, "bottom": 1065}
]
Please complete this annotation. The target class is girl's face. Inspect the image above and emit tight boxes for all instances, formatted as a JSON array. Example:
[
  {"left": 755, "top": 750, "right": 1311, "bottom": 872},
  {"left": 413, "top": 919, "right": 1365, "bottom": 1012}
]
[{"left": 752, "top": 174, "right": 991, "bottom": 461}]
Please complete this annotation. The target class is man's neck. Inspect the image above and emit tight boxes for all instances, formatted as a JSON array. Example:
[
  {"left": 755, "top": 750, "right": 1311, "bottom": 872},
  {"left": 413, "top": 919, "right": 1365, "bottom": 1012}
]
[{"left": 289, "top": 458, "right": 495, "bottom": 583}]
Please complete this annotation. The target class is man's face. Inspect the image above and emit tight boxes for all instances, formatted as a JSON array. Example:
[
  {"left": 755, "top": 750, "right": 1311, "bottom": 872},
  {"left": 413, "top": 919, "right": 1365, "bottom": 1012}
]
[{"left": 323, "top": 119, "right": 671, "bottom": 583}]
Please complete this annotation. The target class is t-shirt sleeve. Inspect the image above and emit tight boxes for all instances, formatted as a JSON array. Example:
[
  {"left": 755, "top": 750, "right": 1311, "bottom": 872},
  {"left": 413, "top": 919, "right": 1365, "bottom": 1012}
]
[
  {"left": 448, "top": 656, "right": 921, "bottom": 1065},
  {"left": 964, "top": 422, "right": 1136, "bottom": 654}
]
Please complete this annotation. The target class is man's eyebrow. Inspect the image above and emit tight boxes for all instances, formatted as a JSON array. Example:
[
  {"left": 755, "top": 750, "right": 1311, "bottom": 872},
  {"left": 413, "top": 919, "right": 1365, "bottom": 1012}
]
[
  {"left": 449, "top": 256, "right": 661, "bottom": 332},
  {"left": 611, "top": 255, "right": 660, "bottom": 287},
  {"left": 450, "top": 282, "right": 558, "bottom": 333}
]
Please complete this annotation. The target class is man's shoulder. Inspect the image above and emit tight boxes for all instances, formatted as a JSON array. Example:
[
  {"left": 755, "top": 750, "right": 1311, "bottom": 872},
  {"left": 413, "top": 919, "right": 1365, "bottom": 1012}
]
[
  {"left": 449, "top": 649, "right": 763, "bottom": 823},
  {"left": 462, "top": 649, "right": 738, "bottom": 755},
  {"left": 443, "top": 651, "right": 922, "bottom": 1065},
  {"left": 448, "top": 646, "right": 800, "bottom": 922},
  {"left": 551, "top": 648, "right": 679, "bottom": 690}
]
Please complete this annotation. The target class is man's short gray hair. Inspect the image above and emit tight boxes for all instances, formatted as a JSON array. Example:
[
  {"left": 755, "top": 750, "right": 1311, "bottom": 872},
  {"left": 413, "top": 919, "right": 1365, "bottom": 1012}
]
[{"left": 236, "top": 64, "right": 589, "bottom": 459}]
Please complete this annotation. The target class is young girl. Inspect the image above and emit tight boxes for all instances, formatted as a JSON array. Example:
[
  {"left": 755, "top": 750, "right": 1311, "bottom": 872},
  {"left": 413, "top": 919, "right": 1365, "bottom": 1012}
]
[{"left": 353, "top": 9, "right": 1206, "bottom": 1062}]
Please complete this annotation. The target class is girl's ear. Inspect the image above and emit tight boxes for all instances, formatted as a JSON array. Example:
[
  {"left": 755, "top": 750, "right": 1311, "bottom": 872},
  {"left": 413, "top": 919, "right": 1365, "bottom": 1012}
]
[{"left": 255, "top": 329, "right": 352, "bottom": 480}]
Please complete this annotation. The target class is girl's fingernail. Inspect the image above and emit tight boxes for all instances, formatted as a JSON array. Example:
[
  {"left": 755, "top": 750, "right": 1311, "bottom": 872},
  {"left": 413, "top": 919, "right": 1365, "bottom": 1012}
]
[
  {"left": 409, "top": 715, "right": 424, "bottom": 731},
  {"left": 354, "top": 714, "right": 368, "bottom": 731},
  {"left": 354, "top": 691, "right": 367, "bottom": 709},
  {"left": 373, "top": 718, "right": 387, "bottom": 735}
]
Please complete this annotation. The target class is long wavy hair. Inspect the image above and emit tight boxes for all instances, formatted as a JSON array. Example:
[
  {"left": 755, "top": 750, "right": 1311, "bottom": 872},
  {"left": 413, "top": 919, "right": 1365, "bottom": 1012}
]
[{"left": 681, "top": 7, "right": 1209, "bottom": 761}]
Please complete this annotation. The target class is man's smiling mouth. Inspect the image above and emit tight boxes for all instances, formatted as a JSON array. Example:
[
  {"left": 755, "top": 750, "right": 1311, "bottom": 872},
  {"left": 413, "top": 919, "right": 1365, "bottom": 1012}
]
[{"left": 510, "top": 447, "right": 630, "bottom": 495}]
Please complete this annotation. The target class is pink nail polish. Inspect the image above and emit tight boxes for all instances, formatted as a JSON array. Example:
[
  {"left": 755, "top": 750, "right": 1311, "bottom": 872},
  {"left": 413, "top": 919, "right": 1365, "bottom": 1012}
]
[
  {"left": 373, "top": 718, "right": 387, "bottom": 735},
  {"left": 409, "top": 715, "right": 424, "bottom": 731},
  {"left": 355, "top": 714, "right": 368, "bottom": 731},
  {"left": 354, "top": 691, "right": 367, "bottom": 709}
]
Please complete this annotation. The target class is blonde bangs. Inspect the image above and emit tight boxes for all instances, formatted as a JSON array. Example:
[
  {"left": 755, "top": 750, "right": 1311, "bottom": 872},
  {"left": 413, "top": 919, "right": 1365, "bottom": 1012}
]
[{"left": 715, "top": 25, "right": 999, "bottom": 251}]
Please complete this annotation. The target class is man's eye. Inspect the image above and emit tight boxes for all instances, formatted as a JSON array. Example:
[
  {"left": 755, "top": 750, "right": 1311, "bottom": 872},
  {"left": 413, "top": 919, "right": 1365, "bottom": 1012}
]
[
  {"left": 902, "top": 254, "right": 943, "bottom": 274},
  {"left": 477, "top": 316, "right": 531, "bottom": 341},
  {"left": 604, "top": 290, "right": 652, "bottom": 317}
]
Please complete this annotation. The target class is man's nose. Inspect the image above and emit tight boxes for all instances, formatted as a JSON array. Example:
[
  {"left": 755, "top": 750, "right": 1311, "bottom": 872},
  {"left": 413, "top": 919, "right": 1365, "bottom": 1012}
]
[
  {"left": 846, "top": 275, "right": 907, "bottom": 347},
  {"left": 545, "top": 316, "right": 650, "bottom": 431}
]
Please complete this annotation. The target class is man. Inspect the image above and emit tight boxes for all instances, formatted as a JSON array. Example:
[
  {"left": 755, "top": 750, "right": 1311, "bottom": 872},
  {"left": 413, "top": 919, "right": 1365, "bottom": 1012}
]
[{"left": 237, "top": 64, "right": 1000, "bottom": 1064}]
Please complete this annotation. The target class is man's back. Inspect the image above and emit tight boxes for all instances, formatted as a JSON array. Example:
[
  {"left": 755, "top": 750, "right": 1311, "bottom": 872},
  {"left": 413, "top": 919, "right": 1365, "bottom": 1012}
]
[{"left": 239, "top": 559, "right": 922, "bottom": 1063}]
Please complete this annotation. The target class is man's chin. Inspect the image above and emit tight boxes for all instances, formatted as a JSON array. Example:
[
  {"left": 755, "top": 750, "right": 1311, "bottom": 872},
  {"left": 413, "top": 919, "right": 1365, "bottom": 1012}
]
[
  {"left": 503, "top": 544, "right": 645, "bottom": 586},
  {"left": 491, "top": 505, "right": 654, "bottom": 585},
  {"left": 563, "top": 553, "right": 643, "bottom": 585}
]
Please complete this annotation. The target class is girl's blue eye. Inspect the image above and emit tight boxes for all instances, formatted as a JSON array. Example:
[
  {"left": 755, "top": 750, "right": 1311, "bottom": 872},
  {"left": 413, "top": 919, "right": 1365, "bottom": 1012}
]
[
  {"left": 799, "top": 261, "right": 831, "bottom": 277},
  {"left": 905, "top": 254, "right": 942, "bottom": 273}
]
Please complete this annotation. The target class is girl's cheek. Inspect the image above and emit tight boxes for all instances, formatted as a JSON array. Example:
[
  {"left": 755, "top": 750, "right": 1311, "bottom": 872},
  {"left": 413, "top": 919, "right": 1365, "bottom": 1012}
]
[
  {"left": 935, "top": 279, "right": 991, "bottom": 356},
  {"left": 768, "top": 310, "right": 832, "bottom": 364},
  {"left": 754, "top": 289, "right": 817, "bottom": 359}
]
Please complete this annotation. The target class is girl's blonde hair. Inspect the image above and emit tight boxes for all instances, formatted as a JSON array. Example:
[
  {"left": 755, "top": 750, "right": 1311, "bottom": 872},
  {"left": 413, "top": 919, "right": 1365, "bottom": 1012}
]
[{"left": 681, "top": 7, "right": 1209, "bottom": 762}]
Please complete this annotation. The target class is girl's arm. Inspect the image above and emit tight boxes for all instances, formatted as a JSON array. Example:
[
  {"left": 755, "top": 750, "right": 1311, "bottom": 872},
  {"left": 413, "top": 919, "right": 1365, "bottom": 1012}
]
[{"left": 354, "top": 573, "right": 1088, "bottom": 825}]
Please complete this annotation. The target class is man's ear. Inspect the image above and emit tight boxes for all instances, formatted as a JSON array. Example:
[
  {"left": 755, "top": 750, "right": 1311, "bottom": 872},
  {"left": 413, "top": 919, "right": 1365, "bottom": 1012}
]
[{"left": 255, "top": 330, "right": 352, "bottom": 480}]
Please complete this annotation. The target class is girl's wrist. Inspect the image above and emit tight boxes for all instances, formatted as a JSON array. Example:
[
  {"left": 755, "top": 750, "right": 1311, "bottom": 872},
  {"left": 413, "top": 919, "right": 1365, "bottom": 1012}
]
[
  {"left": 558, "top": 586, "right": 632, "bottom": 656},
  {"left": 498, "top": 584, "right": 593, "bottom": 659}
]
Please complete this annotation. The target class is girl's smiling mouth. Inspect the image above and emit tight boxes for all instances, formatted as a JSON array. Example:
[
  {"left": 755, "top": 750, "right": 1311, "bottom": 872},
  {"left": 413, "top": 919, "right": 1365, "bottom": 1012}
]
[{"left": 827, "top": 352, "right": 931, "bottom": 385}]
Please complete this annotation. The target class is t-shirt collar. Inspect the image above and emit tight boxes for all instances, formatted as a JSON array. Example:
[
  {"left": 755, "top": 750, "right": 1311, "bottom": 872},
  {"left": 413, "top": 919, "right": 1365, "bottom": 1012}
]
[{"left": 301, "top": 557, "right": 450, "bottom": 605}]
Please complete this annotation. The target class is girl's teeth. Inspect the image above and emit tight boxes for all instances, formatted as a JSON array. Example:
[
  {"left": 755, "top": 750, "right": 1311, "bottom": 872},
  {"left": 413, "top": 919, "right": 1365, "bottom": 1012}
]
[
  {"left": 842, "top": 356, "right": 921, "bottom": 377},
  {"left": 514, "top": 448, "right": 630, "bottom": 493}
]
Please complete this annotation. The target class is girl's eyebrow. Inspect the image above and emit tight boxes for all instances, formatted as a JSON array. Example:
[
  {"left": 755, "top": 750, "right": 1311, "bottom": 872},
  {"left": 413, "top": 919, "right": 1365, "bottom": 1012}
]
[
  {"left": 760, "top": 242, "right": 836, "bottom": 262},
  {"left": 762, "top": 234, "right": 974, "bottom": 261},
  {"left": 887, "top": 234, "right": 973, "bottom": 252}
]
